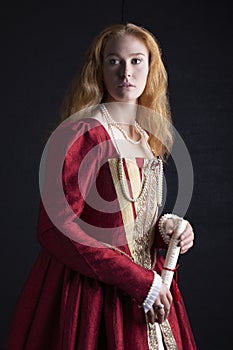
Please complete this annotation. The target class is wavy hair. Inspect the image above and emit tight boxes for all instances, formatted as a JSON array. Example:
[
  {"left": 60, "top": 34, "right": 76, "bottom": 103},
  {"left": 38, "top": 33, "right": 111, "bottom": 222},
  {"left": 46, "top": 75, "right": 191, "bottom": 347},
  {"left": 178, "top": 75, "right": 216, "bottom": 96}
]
[{"left": 60, "top": 23, "right": 173, "bottom": 158}]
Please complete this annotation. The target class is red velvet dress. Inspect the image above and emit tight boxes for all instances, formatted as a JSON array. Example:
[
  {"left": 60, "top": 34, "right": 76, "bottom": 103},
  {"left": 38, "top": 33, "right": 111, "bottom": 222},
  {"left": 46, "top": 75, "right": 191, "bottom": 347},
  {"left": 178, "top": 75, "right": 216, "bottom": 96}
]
[{"left": 4, "top": 117, "right": 197, "bottom": 350}]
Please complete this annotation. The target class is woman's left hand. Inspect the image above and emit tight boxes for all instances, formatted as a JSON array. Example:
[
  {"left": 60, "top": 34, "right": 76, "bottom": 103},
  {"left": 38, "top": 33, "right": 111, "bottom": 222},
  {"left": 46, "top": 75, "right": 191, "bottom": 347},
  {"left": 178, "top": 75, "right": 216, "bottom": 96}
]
[{"left": 163, "top": 219, "right": 194, "bottom": 254}]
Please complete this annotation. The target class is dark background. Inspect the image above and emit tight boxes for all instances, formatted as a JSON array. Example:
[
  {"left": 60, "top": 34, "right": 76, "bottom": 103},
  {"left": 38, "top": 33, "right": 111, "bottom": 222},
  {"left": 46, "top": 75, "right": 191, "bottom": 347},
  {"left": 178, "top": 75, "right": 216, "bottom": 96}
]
[{"left": 1, "top": 1, "right": 232, "bottom": 349}]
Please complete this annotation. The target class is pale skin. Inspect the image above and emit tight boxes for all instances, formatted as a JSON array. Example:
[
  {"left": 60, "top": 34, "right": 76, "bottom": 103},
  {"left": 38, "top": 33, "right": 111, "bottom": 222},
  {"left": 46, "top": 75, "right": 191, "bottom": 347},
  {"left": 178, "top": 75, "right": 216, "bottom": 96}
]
[
  {"left": 102, "top": 34, "right": 195, "bottom": 324},
  {"left": 102, "top": 34, "right": 149, "bottom": 140}
]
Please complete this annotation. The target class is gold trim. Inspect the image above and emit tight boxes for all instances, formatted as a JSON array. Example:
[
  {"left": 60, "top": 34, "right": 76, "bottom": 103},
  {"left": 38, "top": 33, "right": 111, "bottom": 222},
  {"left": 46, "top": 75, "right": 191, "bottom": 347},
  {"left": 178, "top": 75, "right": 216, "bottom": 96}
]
[
  {"left": 146, "top": 318, "right": 159, "bottom": 349},
  {"left": 108, "top": 158, "right": 140, "bottom": 254},
  {"left": 160, "top": 320, "right": 178, "bottom": 350},
  {"left": 146, "top": 319, "right": 178, "bottom": 350}
]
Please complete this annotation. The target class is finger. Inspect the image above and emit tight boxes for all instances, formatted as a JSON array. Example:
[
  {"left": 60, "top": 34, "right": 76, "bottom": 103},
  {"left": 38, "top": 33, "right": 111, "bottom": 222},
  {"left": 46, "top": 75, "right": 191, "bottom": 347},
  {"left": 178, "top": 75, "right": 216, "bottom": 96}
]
[
  {"left": 164, "top": 306, "right": 170, "bottom": 320},
  {"left": 180, "top": 222, "right": 194, "bottom": 241},
  {"left": 166, "top": 290, "right": 173, "bottom": 306},
  {"left": 179, "top": 222, "right": 189, "bottom": 241},
  {"left": 180, "top": 227, "right": 194, "bottom": 253},
  {"left": 180, "top": 240, "right": 194, "bottom": 254},
  {"left": 161, "top": 289, "right": 172, "bottom": 308},
  {"left": 157, "top": 303, "right": 169, "bottom": 323},
  {"left": 147, "top": 309, "right": 156, "bottom": 324},
  {"left": 180, "top": 225, "right": 194, "bottom": 246},
  {"left": 182, "top": 234, "right": 194, "bottom": 246},
  {"left": 180, "top": 231, "right": 194, "bottom": 245},
  {"left": 153, "top": 304, "right": 165, "bottom": 324}
]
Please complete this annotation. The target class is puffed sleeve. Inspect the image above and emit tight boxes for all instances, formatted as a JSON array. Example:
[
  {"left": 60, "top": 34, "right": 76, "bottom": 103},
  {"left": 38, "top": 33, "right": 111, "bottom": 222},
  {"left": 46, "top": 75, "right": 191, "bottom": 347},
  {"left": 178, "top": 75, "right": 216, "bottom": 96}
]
[{"left": 37, "top": 118, "right": 155, "bottom": 305}]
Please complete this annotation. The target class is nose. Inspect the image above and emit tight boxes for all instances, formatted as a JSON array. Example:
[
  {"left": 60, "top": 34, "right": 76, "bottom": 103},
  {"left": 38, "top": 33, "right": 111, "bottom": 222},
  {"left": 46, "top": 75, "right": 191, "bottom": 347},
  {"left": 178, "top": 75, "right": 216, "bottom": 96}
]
[{"left": 120, "top": 61, "right": 131, "bottom": 78}]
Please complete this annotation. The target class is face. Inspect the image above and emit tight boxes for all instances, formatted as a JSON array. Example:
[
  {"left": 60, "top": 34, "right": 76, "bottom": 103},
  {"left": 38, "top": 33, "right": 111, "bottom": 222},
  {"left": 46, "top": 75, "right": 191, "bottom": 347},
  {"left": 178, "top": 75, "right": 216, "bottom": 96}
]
[{"left": 102, "top": 34, "right": 149, "bottom": 104}]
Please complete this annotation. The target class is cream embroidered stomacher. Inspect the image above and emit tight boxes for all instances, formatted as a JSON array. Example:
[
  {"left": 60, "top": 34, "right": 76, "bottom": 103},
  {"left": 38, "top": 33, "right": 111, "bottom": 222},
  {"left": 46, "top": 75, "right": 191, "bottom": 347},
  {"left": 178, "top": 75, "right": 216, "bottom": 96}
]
[{"left": 108, "top": 158, "right": 178, "bottom": 350}]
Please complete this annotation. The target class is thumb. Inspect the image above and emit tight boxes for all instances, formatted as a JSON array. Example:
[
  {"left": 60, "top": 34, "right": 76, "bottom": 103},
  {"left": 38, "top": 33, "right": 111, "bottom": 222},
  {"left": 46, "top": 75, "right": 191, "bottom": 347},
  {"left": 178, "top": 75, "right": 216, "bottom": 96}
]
[{"left": 163, "top": 218, "right": 175, "bottom": 234}]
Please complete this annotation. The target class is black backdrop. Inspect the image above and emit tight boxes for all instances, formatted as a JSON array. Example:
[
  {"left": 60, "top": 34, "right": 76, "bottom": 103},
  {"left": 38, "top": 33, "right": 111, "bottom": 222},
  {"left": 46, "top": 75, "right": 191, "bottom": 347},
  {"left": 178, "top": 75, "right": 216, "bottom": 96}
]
[{"left": 1, "top": 1, "right": 233, "bottom": 349}]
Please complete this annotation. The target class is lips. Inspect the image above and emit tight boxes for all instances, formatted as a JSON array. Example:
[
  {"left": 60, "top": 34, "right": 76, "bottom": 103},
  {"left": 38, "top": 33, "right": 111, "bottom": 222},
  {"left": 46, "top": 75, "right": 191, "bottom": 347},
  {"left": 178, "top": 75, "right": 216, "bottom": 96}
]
[{"left": 118, "top": 82, "right": 135, "bottom": 88}]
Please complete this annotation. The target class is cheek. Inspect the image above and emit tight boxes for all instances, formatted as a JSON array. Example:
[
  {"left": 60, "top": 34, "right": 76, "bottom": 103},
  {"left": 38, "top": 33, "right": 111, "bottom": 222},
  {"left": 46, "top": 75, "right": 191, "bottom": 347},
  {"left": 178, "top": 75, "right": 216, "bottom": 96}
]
[
  {"left": 144, "top": 65, "right": 149, "bottom": 78},
  {"left": 103, "top": 67, "right": 115, "bottom": 84},
  {"left": 102, "top": 70, "right": 110, "bottom": 88},
  {"left": 139, "top": 67, "right": 149, "bottom": 85}
]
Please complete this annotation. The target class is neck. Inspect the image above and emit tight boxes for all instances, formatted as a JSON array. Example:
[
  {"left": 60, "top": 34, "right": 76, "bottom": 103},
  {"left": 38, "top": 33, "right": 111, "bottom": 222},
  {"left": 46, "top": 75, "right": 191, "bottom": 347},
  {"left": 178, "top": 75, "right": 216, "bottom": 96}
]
[{"left": 103, "top": 101, "right": 138, "bottom": 124}]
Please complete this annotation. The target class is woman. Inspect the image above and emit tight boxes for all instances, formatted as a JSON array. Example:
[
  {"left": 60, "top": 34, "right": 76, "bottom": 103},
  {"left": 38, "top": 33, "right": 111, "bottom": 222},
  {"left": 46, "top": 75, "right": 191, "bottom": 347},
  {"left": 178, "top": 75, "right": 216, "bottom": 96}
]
[{"left": 4, "top": 23, "right": 196, "bottom": 349}]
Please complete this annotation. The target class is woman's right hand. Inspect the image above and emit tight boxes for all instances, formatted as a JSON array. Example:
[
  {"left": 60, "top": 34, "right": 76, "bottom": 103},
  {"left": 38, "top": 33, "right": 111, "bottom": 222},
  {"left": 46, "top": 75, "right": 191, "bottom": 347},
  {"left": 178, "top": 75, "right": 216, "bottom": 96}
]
[{"left": 146, "top": 283, "right": 173, "bottom": 324}]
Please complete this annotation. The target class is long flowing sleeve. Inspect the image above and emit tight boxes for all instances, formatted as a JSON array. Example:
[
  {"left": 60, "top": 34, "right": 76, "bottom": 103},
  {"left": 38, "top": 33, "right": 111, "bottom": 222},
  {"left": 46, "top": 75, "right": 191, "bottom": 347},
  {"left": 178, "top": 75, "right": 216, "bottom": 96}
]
[{"left": 37, "top": 118, "right": 155, "bottom": 305}]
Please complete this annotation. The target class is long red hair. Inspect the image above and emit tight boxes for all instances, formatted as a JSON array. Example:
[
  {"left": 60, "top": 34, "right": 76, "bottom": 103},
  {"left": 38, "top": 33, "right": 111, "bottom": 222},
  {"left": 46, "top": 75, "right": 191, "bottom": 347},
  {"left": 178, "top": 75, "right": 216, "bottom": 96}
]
[{"left": 60, "top": 23, "right": 173, "bottom": 158}]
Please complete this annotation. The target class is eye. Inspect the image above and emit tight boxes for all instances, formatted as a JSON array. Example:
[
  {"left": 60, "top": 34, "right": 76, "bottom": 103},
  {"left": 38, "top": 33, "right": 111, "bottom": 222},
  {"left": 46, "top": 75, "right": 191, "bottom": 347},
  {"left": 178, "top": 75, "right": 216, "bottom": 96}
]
[
  {"left": 109, "top": 58, "right": 120, "bottom": 65},
  {"left": 131, "top": 58, "right": 142, "bottom": 64}
]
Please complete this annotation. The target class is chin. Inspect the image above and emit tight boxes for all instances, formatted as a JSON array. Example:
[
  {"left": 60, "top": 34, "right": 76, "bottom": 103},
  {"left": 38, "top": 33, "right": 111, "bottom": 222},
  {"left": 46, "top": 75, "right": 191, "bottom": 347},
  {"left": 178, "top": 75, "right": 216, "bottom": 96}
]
[{"left": 110, "top": 94, "right": 139, "bottom": 104}]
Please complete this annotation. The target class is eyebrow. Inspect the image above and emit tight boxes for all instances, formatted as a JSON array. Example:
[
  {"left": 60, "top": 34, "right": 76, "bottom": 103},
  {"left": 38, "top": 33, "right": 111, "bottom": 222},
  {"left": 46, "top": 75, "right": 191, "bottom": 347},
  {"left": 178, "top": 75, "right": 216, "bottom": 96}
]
[{"left": 105, "top": 52, "right": 146, "bottom": 57}]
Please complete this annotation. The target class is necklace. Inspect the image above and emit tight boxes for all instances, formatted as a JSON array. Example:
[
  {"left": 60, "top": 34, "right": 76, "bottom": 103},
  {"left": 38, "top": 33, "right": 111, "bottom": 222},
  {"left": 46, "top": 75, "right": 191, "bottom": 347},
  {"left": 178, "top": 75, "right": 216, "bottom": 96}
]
[
  {"left": 100, "top": 104, "right": 163, "bottom": 206},
  {"left": 101, "top": 103, "right": 144, "bottom": 144}
]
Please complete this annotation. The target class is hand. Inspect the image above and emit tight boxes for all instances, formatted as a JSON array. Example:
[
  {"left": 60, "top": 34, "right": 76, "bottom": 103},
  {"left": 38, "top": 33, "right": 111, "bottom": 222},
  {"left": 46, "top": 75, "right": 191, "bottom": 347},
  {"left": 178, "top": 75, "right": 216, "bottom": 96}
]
[
  {"left": 163, "top": 218, "right": 194, "bottom": 254},
  {"left": 146, "top": 283, "right": 173, "bottom": 324}
]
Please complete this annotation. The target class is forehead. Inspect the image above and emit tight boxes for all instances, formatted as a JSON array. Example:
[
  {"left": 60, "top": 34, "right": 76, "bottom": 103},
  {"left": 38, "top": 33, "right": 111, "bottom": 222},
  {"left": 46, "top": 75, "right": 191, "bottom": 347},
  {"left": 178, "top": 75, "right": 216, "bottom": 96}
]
[{"left": 103, "top": 34, "right": 148, "bottom": 56}]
